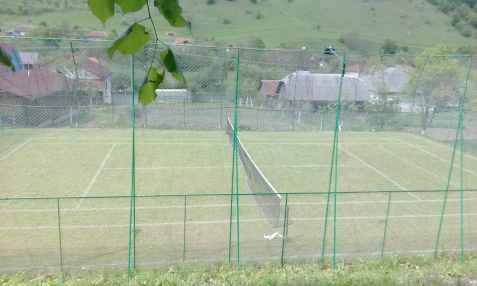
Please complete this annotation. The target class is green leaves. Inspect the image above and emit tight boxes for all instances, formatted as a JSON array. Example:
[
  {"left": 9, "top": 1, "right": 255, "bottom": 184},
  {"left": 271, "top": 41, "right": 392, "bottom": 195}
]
[
  {"left": 87, "top": 0, "right": 115, "bottom": 25},
  {"left": 107, "top": 24, "right": 150, "bottom": 59},
  {"left": 0, "top": 46, "right": 15, "bottom": 72},
  {"left": 154, "top": 0, "right": 188, "bottom": 27},
  {"left": 86, "top": 0, "right": 187, "bottom": 107},
  {"left": 139, "top": 67, "right": 165, "bottom": 106},
  {"left": 137, "top": 49, "right": 185, "bottom": 106},
  {"left": 160, "top": 48, "right": 185, "bottom": 82},
  {"left": 115, "top": 0, "right": 147, "bottom": 14}
]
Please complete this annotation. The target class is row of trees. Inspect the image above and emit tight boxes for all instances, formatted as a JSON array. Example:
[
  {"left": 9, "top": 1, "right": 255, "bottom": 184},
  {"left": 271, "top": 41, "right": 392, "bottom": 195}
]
[{"left": 428, "top": 0, "right": 477, "bottom": 37}]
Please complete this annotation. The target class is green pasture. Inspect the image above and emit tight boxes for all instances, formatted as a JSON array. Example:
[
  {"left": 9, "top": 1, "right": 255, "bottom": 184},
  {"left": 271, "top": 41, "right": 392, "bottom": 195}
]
[
  {"left": 0, "top": 128, "right": 477, "bottom": 272},
  {"left": 2, "top": 0, "right": 476, "bottom": 51}
]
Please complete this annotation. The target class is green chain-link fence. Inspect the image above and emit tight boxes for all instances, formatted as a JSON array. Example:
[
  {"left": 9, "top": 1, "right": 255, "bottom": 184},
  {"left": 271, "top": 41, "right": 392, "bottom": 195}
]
[{"left": 1, "top": 37, "right": 477, "bottom": 273}]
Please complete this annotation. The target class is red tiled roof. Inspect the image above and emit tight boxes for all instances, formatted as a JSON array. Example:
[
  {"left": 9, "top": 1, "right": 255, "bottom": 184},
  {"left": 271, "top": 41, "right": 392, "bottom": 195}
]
[
  {"left": 0, "top": 68, "right": 71, "bottom": 99},
  {"left": 174, "top": 38, "right": 193, "bottom": 45},
  {"left": 81, "top": 57, "right": 112, "bottom": 79},
  {"left": 258, "top": 80, "right": 281, "bottom": 96},
  {"left": 395, "top": 64, "right": 414, "bottom": 72},
  {"left": 0, "top": 42, "right": 14, "bottom": 53},
  {"left": 13, "top": 26, "right": 32, "bottom": 33},
  {"left": 84, "top": 31, "right": 107, "bottom": 38}
]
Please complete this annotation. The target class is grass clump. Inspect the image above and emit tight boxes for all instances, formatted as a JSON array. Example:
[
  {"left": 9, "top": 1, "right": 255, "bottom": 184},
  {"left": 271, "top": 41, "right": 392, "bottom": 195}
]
[{"left": 1, "top": 254, "right": 477, "bottom": 285}]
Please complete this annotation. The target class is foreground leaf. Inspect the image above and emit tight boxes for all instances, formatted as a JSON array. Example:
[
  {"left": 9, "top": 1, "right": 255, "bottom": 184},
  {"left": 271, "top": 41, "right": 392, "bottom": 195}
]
[
  {"left": 87, "top": 0, "right": 115, "bottom": 25},
  {"left": 0, "top": 46, "right": 15, "bottom": 72},
  {"left": 115, "top": 0, "right": 147, "bottom": 14},
  {"left": 153, "top": 0, "right": 187, "bottom": 27},
  {"left": 160, "top": 48, "right": 185, "bottom": 82},
  {"left": 139, "top": 67, "right": 165, "bottom": 106},
  {"left": 107, "top": 24, "right": 150, "bottom": 59}
]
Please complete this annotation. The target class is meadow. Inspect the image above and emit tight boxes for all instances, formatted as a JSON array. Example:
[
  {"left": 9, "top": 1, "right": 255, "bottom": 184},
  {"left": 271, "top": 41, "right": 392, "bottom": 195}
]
[
  {"left": 1, "top": 122, "right": 476, "bottom": 273},
  {"left": 1, "top": 0, "right": 477, "bottom": 52}
]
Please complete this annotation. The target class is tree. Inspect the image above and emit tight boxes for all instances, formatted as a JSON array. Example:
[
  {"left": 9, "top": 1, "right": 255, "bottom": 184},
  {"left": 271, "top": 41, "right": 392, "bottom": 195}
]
[
  {"left": 381, "top": 39, "right": 397, "bottom": 54},
  {"left": 248, "top": 35, "right": 265, "bottom": 49},
  {"left": 401, "top": 43, "right": 462, "bottom": 134},
  {"left": 86, "top": 0, "right": 187, "bottom": 106}
]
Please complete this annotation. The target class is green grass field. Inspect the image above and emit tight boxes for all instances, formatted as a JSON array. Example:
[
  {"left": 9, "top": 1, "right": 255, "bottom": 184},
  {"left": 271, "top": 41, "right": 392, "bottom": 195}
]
[
  {"left": 1, "top": 127, "right": 477, "bottom": 273},
  {"left": 1, "top": 0, "right": 476, "bottom": 52}
]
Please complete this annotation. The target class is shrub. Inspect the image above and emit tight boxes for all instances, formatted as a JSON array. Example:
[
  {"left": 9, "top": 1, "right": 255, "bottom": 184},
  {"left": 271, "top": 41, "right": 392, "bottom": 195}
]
[
  {"left": 223, "top": 18, "right": 231, "bottom": 24},
  {"left": 207, "top": 0, "right": 215, "bottom": 4}
]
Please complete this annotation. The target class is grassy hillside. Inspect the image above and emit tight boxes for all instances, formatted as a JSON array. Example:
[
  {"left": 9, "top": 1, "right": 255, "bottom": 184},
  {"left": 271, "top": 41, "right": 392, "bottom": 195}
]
[{"left": 0, "top": 0, "right": 476, "bottom": 52}]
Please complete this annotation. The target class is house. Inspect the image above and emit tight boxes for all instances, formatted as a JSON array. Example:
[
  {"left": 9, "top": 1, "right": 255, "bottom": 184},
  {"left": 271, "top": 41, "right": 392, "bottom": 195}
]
[
  {"left": 0, "top": 42, "right": 23, "bottom": 72},
  {"left": 362, "top": 66, "right": 411, "bottom": 101},
  {"left": 346, "top": 64, "right": 364, "bottom": 77},
  {"left": 84, "top": 31, "right": 107, "bottom": 40},
  {"left": 18, "top": 52, "right": 39, "bottom": 69},
  {"left": 13, "top": 26, "right": 32, "bottom": 37},
  {"left": 40, "top": 55, "right": 113, "bottom": 104},
  {"left": 258, "top": 80, "right": 284, "bottom": 99},
  {"left": 280, "top": 71, "right": 370, "bottom": 103},
  {"left": 173, "top": 38, "right": 193, "bottom": 45},
  {"left": 79, "top": 57, "right": 113, "bottom": 104},
  {"left": 0, "top": 30, "right": 13, "bottom": 36},
  {"left": 0, "top": 68, "right": 71, "bottom": 100},
  {"left": 258, "top": 80, "right": 285, "bottom": 108}
]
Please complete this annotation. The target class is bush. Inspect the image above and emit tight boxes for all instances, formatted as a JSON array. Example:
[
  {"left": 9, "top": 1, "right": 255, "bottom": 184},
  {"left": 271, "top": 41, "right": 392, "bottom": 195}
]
[
  {"left": 460, "top": 26, "right": 472, "bottom": 37},
  {"left": 223, "top": 18, "right": 231, "bottom": 24},
  {"left": 207, "top": 0, "right": 215, "bottom": 4}
]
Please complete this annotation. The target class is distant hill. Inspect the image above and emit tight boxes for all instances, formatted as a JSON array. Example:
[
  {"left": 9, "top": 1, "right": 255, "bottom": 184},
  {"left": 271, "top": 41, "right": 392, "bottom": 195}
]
[{"left": 1, "top": 0, "right": 477, "bottom": 53}]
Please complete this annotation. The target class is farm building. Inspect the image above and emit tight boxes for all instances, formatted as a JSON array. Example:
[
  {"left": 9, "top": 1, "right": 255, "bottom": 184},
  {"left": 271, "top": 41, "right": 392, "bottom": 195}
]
[{"left": 279, "top": 71, "right": 370, "bottom": 111}]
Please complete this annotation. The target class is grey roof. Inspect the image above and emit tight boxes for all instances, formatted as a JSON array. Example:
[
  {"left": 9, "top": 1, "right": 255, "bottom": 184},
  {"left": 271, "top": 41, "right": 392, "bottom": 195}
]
[
  {"left": 18, "top": 52, "right": 39, "bottom": 65},
  {"left": 362, "top": 67, "right": 408, "bottom": 94},
  {"left": 280, "top": 71, "right": 370, "bottom": 101}
]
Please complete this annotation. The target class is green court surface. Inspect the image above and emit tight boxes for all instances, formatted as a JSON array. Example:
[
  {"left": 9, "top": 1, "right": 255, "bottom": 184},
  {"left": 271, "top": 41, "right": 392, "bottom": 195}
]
[{"left": 1, "top": 128, "right": 476, "bottom": 272}]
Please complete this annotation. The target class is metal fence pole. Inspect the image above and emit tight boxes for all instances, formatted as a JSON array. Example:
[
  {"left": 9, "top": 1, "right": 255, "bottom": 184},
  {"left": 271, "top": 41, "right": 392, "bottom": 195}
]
[
  {"left": 280, "top": 194, "right": 289, "bottom": 267},
  {"left": 127, "top": 54, "right": 137, "bottom": 276},
  {"left": 381, "top": 192, "right": 392, "bottom": 259},
  {"left": 183, "top": 196, "right": 187, "bottom": 262},
  {"left": 57, "top": 198, "right": 63, "bottom": 271}
]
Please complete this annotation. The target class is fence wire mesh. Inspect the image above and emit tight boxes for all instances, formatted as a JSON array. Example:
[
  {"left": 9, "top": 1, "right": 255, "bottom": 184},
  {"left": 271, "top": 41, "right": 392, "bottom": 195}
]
[{"left": 1, "top": 37, "right": 477, "bottom": 273}]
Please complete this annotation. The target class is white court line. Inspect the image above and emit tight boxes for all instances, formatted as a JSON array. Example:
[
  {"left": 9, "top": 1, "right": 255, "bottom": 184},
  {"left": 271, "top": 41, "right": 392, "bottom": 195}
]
[
  {"left": 75, "top": 144, "right": 116, "bottom": 209},
  {"left": 26, "top": 142, "right": 230, "bottom": 146},
  {"left": 397, "top": 138, "right": 477, "bottom": 177},
  {"left": 378, "top": 145, "right": 460, "bottom": 189},
  {"left": 0, "top": 139, "right": 31, "bottom": 162},
  {"left": 408, "top": 133, "right": 477, "bottom": 162},
  {"left": 103, "top": 164, "right": 365, "bottom": 170},
  {"left": 3, "top": 213, "right": 476, "bottom": 231},
  {"left": 339, "top": 146, "right": 422, "bottom": 201}
]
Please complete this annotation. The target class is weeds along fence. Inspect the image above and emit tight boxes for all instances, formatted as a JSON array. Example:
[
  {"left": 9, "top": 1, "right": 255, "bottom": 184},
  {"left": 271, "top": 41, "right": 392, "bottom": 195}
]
[{"left": 1, "top": 37, "right": 477, "bottom": 273}]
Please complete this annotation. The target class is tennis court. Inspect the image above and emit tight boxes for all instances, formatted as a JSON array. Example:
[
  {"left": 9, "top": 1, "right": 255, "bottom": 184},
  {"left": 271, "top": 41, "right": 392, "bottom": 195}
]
[{"left": 1, "top": 126, "right": 477, "bottom": 272}]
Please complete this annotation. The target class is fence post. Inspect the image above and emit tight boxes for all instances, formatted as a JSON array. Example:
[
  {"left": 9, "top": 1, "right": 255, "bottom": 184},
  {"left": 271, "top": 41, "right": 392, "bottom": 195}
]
[
  {"left": 183, "top": 196, "right": 187, "bottom": 262},
  {"left": 434, "top": 55, "right": 472, "bottom": 260},
  {"left": 127, "top": 54, "right": 137, "bottom": 276},
  {"left": 381, "top": 192, "right": 392, "bottom": 259},
  {"left": 57, "top": 198, "right": 63, "bottom": 271},
  {"left": 280, "top": 194, "right": 289, "bottom": 267}
]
